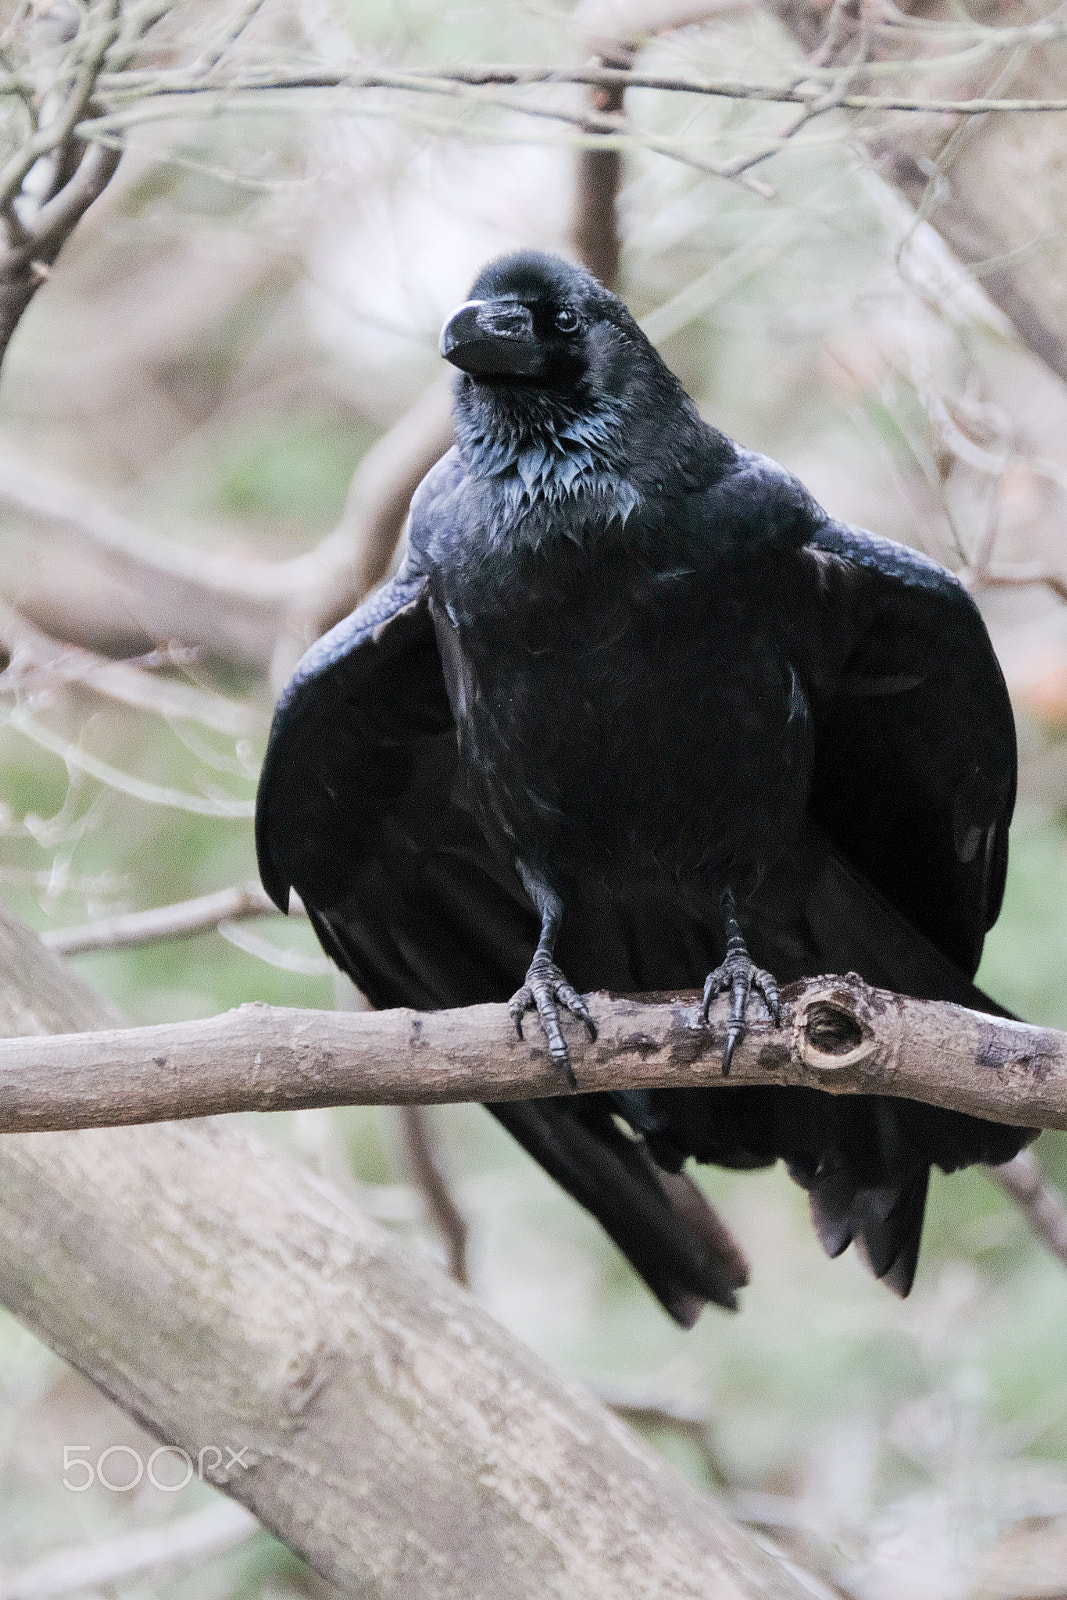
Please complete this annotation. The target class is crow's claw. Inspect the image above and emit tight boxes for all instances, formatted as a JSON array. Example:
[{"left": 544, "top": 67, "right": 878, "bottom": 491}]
[
  {"left": 509, "top": 955, "right": 596, "bottom": 1088},
  {"left": 702, "top": 949, "right": 781, "bottom": 1076}
]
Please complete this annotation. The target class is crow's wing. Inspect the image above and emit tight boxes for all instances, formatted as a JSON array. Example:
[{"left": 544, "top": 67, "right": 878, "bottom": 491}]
[
  {"left": 607, "top": 516, "right": 1029, "bottom": 1304},
  {"left": 803, "top": 521, "right": 1016, "bottom": 980},
  {"left": 255, "top": 532, "right": 747, "bottom": 1320},
  {"left": 255, "top": 567, "right": 538, "bottom": 1008},
  {"left": 708, "top": 521, "right": 1028, "bottom": 1296}
]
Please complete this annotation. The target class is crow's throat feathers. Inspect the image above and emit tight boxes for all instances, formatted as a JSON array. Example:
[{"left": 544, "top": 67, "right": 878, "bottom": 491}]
[{"left": 452, "top": 379, "right": 642, "bottom": 537}]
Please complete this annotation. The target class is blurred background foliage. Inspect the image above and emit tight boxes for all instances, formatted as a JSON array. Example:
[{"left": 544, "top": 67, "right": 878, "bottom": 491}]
[{"left": 1, "top": 0, "right": 1067, "bottom": 1595}]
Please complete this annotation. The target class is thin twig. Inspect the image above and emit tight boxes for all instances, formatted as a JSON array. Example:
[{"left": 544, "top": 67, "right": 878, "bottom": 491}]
[
  {"left": 988, "top": 1149, "right": 1067, "bottom": 1271},
  {"left": 396, "top": 1105, "right": 470, "bottom": 1286},
  {"left": 960, "top": 562, "right": 1067, "bottom": 605},
  {"left": 591, "top": 1381, "right": 731, "bottom": 1486},
  {"left": 0, "top": 704, "right": 256, "bottom": 818},
  {"left": 216, "top": 917, "right": 331, "bottom": 974},
  {"left": 87, "top": 61, "right": 1067, "bottom": 118},
  {"left": 0, "top": 1502, "right": 257, "bottom": 1600},
  {"left": 85, "top": 70, "right": 778, "bottom": 191},
  {"left": 39, "top": 883, "right": 291, "bottom": 956},
  {"left": 0, "top": 596, "right": 260, "bottom": 737}
]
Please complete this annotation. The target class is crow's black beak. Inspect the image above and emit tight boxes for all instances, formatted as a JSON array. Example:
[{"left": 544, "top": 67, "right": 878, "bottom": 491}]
[{"left": 439, "top": 299, "right": 544, "bottom": 378}]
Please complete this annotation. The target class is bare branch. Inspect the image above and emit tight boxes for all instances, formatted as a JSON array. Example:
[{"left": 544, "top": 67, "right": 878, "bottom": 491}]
[
  {"left": 761, "top": 0, "right": 1067, "bottom": 392},
  {"left": 216, "top": 916, "right": 331, "bottom": 974},
  {"left": 88, "top": 61, "right": 1067, "bottom": 118},
  {"left": 0, "top": 975, "right": 1056, "bottom": 1134},
  {"left": 569, "top": 2, "right": 759, "bottom": 284},
  {"left": 0, "top": 0, "right": 137, "bottom": 370},
  {"left": 0, "top": 1501, "right": 257, "bottom": 1600},
  {"left": 0, "top": 596, "right": 261, "bottom": 736},
  {"left": 988, "top": 1149, "right": 1067, "bottom": 1271},
  {"left": 24, "top": 134, "right": 120, "bottom": 254},
  {"left": 0, "top": 703, "right": 255, "bottom": 817},
  {"left": 0, "top": 0, "right": 121, "bottom": 211},
  {"left": 0, "top": 384, "right": 451, "bottom": 670},
  {"left": 959, "top": 561, "right": 1067, "bottom": 606},
  {"left": 591, "top": 1380, "right": 731, "bottom": 1487},
  {"left": 396, "top": 1105, "right": 470, "bottom": 1286},
  {"left": 87, "top": 66, "right": 777, "bottom": 191},
  {"left": 39, "top": 882, "right": 285, "bottom": 956}
]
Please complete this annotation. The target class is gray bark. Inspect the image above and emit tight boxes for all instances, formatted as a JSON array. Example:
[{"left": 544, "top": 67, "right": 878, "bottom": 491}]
[{"left": 0, "top": 974, "right": 1052, "bottom": 1133}]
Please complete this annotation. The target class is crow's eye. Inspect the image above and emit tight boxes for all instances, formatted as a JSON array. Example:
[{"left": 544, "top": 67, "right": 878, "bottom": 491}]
[{"left": 554, "top": 307, "right": 580, "bottom": 334}]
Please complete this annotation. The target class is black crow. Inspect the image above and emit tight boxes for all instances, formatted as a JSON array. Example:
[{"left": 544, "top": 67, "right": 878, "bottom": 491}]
[{"left": 256, "top": 250, "right": 1033, "bottom": 1324}]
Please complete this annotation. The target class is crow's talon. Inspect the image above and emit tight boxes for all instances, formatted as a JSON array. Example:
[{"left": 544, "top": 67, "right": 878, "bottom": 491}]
[
  {"left": 508, "top": 957, "right": 595, "bottom": 1087},
  {"left": 702, "top": 949, "right": 780, "bottom": 1076}
]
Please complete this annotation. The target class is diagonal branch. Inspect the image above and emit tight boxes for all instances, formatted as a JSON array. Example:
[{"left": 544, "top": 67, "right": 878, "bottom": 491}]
[
  {"left": 0, "top": 974, "right": 1056, "bottom": 1134},
  {"left": 988, "top": 1148, "right": 1067, "bottom": 1270},
  {"left": 0, "top": 382, "right": 452, "bottom": 669},
  {"left": 0, "top": 1501, "right": 257, "bottom": 1600},
  {"left": 39, "top": 882, "right": 285, "bottom": 956},
  {"left": 0, "top": 596, "right": 261, "bottom": 736},
  {"left": 396, "top": 1105, "right": 470, "bottom": 1286}
]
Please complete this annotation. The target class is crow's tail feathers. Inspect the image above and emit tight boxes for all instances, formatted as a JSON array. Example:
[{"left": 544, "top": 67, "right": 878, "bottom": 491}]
[
  {"left": 488, "top": 1096, "right": 749, "bottom": 1325},
  {"left": 791, "top": 851, "right": 1036, "bottom": 1295},
  {"left": 804, "top": 1160, "right": 929, "bottom": 1298}
]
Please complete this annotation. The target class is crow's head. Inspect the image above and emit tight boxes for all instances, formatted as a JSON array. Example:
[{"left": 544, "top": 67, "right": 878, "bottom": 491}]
[
  {"left": 440, "top": 253, "right": 715, "bottom": 507},
  {"left": 440, "top": 251, "right": 634, "bottom": 396}
]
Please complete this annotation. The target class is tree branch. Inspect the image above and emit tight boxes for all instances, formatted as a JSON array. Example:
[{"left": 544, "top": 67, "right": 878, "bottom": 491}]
[
  {"left": 761, "top": 0, "right": 1067, "bottom": 390},
  {"left": 569, "top": 3, "right": 756, "bottom": 287},
  {"left": 0, "top": 595, "right": 261, "bottom": 737},
  {"left": 39, "top": 882, "right": 285, "bottom": 956},
  {"left": 0, "top": 0, "right": 135, "bottom": 370},
  {"left": 91, "top": 61, "right": 1067, "bottom": 117},
  {"left": 396, "top": 1104, "right": 470, "bottom": 1286},
  {"left": 0, "top": 974, "right": 1055, "bottom": 1134},
  {"left": 0, "top": 1501, "right": 257, "bottom": 1600},
  {"left": 960, "top": 561, "right": 1067, "bottom": 606},
  {"left": 0, "top": 382, "right": 450, "bottom": 670},
  {"left": 591, "top": 1380, "right": 731, "bottom": 1487},
  {"left": 988, "top": 1148, "right": 1067, "bottom": 1269}
]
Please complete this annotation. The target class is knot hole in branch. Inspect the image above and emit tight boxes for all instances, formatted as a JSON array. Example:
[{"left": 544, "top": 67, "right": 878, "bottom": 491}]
[
  {"left": 804, "top": 1001, "right": 864, "bottom": 1055},
  {"left": 794, "top": 979, "right": 882, "bottom": 1074}
]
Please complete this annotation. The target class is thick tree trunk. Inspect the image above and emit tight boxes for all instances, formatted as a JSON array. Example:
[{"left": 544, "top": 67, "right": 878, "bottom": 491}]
[{"left": 0, "top": 902, "right": 815, "bottom": 1599}]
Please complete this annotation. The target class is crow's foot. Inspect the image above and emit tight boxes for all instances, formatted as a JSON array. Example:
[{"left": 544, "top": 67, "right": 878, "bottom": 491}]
[
  {"left": 509, "top": 954, "right": 596, "bottom": 1087},
  {"left": 702, "top": 947, "right": 781, "bottom": 1077}
]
